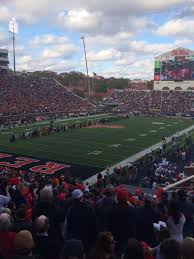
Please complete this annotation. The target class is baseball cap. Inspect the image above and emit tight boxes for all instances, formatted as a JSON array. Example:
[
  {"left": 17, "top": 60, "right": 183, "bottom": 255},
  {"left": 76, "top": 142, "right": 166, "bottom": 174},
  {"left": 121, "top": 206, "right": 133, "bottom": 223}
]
[{"left": 72, "top": 189, "right": 83, "bottom": 199}]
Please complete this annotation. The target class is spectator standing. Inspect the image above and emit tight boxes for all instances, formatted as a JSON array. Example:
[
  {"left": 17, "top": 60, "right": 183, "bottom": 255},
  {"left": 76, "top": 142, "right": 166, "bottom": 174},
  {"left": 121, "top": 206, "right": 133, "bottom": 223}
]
[
  {"left": 108, "top": 189, "right": 135, "bottom": 256},
  {"left": 33, "top": 215, "right": 61, "bottom": 259},
  {"left": 66, "top": 189, "right": 97, "bottom": 252},
  {"left": 167, "top": 201, "right": 186, "bottom": 243},
  {"left": 177, "top": 189, "right": 194, "bottom": 237},
  {"left": 96, "top": 186, "right": 116, "bottom": 231},
  {"left": 32, "top": 186, "right": 66, "bottom": 247},
  {"left": 10, "top": 206, "right": 32, "bottom": 233},
  {"left": 136, "top": 194, "right": 160, "bottom": 247}
]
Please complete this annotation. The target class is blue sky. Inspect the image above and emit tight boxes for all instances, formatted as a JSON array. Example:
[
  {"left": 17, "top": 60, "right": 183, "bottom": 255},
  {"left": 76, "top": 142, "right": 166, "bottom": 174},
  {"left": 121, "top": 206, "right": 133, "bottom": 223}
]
[{"left": 0, "top": 0, "right": 194, "bottom": 79}]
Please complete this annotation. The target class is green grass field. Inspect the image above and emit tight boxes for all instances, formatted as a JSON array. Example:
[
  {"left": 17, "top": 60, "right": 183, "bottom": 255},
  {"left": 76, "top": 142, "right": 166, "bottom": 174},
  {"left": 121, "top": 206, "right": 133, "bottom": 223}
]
[{"left": 0, "top": 116, "right": 193, "bottom": 169}]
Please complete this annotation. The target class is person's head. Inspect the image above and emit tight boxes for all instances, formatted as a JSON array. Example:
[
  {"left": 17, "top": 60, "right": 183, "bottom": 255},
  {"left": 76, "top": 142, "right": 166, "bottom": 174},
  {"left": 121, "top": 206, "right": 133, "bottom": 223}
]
[
  {"left": 117, "top": 190, "right": 128, "bottom": 205},
  {"left": 104, "top": 185, "right": 115, "bottom": 197},
  {"left": 161, "top": 192, "right": 168, "bottom": 203},
  {"left": 181, "top": 237, "right": 194, "bottom": 259},
  {"left": 123, "top": 239, "right": 144, "bottom": 259},
  {"left": 0, "top": 213, "right": 11, "bottom": 231},
  {"left": 90, "top": 232, "right": 115, "bottom": 257},
  {"left": 62, "top": 239, "right": 85, "bottom": 259},
  {"left": 154, "top": 226, "right": 170, "bottom": 243},
  {"left": 72, "top": 189, "right": 83, "bottom": 202},
  {"left": 13, "top": 230, "right": 35, "bottom": 256},
  {"left": 177, "top": 189, "right": 187, "bottom": 201},
  {"left": 168, "top": 201, "right": 181, "bottom": 224},
  {"left": 15, "top": 206, "right": 26, "bottom": 220},
  {"left": 40, "top": 186, "right": 53, "bottom": 202},
  {"left": 144, "top": 194, "right": 153, "bottom": 208},
  {"left": 160, "top": 238, "right": 181, "bottom": 259},
  {"left": 34, "top": 215, "right": 49, "bottom": 234}
]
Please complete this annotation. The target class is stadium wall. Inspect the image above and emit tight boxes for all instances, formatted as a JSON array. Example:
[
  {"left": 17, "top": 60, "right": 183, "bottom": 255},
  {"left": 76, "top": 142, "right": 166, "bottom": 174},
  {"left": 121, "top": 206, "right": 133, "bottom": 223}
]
[{"left": 154, "top": 80, "right": 194, "bottom": 90}]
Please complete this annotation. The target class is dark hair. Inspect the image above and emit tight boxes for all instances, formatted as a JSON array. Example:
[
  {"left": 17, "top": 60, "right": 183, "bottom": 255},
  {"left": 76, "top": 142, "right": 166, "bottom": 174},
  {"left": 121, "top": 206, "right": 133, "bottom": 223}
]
[
  {"left": 168, "top": 201, "right": 181, "bottom": 224},
  {"left": 157, "top": 228, "right": 170, "bottom": 243},
  {"left": 160, "top": 238, "right": 181, "bottom": 259},
  {"left": 88, "top": 232, "right": 115, "bottom": 259},
  {"left": 15, "top": 207, "right": 26, "bottom": 220},
  {"left": 123, "top": 239, "right": 144, "bottom": 259}
]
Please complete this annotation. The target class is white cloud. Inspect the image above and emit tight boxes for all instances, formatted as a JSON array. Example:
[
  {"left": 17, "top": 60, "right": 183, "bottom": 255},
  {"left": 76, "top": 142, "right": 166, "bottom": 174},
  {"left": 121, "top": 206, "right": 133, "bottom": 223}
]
[
  {"left": 156, "top": 18, "right": 194, "bottom": 37},
  {"left": 31, "top": 34, "right": 71, "bottom": 46},
  {"left": 0, "top": 6, "right": 11, "bottom": 21},
  {"left": 87, "top": 49, "right": 122, "bottom": 62},
  {"left": 42, "top": 43, "right": 77, "bottom": 58},
  {"left": 57, "top": 9, "right": 101, "bottom": 32}
]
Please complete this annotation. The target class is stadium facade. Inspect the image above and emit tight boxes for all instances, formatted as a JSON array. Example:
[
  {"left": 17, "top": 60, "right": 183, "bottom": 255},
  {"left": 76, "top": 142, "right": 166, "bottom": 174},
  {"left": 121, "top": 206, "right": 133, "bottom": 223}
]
[
  {"left": 154, "top": 47, "right": 194, "bottom": 90},
  {"left": 0, "top": 49, "right": 9, "bottom": 71}
]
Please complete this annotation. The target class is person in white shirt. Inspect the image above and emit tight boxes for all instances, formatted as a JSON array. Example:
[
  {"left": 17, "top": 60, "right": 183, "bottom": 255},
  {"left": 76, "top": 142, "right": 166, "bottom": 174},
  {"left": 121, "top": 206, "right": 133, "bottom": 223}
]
[{"left": 167, "top": 201, "right": 186, "bottom": 243}]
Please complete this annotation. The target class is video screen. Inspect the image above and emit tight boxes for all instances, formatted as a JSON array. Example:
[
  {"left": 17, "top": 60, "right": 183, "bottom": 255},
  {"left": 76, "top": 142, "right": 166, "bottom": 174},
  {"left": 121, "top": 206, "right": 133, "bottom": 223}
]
[{"left": 160, "top": 56, "right": 194, "bottom": 81}]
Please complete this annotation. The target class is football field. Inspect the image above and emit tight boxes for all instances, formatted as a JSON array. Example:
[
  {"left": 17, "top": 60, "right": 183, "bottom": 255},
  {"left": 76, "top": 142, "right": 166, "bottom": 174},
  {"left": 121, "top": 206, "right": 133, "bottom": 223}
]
[{"left": 0, "top": 115, "right": 193, "bottom": 171}]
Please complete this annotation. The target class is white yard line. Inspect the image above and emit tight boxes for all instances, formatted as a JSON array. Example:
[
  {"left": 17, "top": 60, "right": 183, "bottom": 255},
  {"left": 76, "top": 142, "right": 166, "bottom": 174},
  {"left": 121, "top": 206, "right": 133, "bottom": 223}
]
[{"left": 83, "top": 125, "right": 194, "bottom": 186}]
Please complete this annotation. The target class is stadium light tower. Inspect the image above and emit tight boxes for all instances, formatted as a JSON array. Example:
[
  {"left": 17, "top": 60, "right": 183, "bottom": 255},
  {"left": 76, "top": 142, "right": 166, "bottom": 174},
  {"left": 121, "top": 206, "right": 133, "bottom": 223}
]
[
  {"left": 81, "top": 36, "right": 91, "bottom": 96},
  {"left": 9, "top": 17, "right": 18, "bottom": 74}
]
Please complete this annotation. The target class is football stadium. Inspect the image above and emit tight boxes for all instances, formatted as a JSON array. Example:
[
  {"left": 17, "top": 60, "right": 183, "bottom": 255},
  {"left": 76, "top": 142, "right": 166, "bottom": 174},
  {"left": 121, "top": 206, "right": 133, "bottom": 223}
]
[{"left": 1, "top": 2, "right": 194, "bottom": 259}]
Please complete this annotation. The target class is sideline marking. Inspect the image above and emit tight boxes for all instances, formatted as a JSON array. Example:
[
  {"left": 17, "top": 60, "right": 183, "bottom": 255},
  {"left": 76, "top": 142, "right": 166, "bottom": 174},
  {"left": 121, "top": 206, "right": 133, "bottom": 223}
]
[
  {"left": 88, "top": 150, "right": 102, "bottom": 156},
  {"left": 152, "top": 122, "right": 165, "bottom": 125},
  {"left": 124, "top": 138, "right": 136, "bottom": 142},
  {"left": 108, "top": 144, "right": 121, "bottom": 148}
]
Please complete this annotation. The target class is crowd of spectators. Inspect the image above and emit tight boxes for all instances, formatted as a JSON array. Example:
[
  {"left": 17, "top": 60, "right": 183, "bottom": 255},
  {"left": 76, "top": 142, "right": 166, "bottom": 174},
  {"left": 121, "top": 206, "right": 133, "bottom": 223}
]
[
  {"left": 0, "top": 158, "right": 194, "bottom": 259},
  {"left": 104, "top": 90, "right": 194, "bottom": 114},
  {"left": 0, "top": 74, "right": 94, "bottom": 123}
]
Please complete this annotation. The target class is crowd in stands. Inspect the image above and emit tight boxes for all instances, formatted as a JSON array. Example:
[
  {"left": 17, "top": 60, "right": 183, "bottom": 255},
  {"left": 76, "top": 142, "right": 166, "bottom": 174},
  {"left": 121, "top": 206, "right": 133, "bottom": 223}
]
[
  {"left": 0, "top": 74, "right": 94, "bottom": 123},
  {"left": 0, "top": 155, "right": 194, "bottom": 259},
  {"left": 104, "top": 90, "right": 194, "bottom": 114}
]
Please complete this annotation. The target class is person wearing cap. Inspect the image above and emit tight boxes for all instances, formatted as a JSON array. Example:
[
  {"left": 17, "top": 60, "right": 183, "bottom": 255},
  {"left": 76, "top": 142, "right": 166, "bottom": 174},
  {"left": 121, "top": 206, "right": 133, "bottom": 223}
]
[
  {"left": 66, "top": 189, "right": 97, "bottom": 252},
  {"left": 96, "top": 185, "right": 116, "bottom": 231},
  {"left": 136, "top": 194, "right": 160, "bottom": 247},
  {"left": 107, "top": 188, "right": 136, "bottom": 257}
]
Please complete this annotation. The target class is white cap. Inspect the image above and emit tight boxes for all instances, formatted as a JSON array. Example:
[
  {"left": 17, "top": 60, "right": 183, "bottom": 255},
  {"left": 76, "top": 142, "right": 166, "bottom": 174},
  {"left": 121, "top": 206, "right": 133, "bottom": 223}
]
[{"left": 72, "top": 189, "right": 83, "bottom": 199}]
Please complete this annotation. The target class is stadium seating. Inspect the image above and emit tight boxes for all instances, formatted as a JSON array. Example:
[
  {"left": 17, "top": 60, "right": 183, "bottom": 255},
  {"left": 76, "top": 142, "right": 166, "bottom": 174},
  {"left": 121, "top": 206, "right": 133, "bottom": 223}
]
[
  {"left": 0, "top": 73, "right": 94, "bottom": 120},
  {"left": 105, "top": 89, "right": 194, "bottom": 114}
]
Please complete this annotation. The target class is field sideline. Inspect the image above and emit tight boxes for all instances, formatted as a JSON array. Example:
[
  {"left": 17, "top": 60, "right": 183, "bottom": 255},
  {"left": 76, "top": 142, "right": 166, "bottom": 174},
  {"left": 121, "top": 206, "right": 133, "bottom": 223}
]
[{"left": 0, "top": 115, "right": 193, "bottom": 169}]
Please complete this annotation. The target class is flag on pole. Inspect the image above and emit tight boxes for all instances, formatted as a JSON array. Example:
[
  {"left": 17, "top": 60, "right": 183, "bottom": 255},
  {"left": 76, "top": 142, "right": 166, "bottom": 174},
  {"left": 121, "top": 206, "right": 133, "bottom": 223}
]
[{"left": 93, "top": 72, "right": 101, "bottom": 80}]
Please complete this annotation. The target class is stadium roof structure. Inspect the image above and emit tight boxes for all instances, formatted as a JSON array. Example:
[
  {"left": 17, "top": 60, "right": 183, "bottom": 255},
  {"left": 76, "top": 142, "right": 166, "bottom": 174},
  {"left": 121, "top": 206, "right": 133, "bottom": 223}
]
[{"left": 155, "top": 47, "right": 194, "bottom": 60}]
